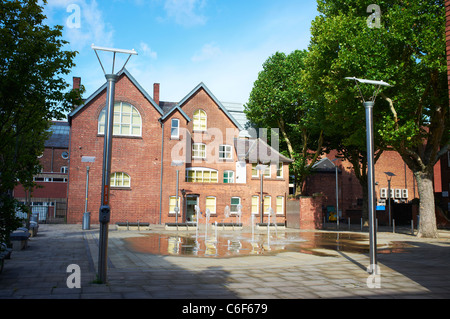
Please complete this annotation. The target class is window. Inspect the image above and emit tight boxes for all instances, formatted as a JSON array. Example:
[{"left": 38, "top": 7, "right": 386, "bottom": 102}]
[
  {"left": 230, "top": 197, "right": 241, "bottom": 213},
  {"left": 252, "top": 163, "right": 259, "bottom": 177},
  {"left": 276, "top": 196, "right": 284, "bottom": 214},
  {"left": 110, "top": 172, "right": 131, "bottom": 188},
  {"left": 277, "top": 162, "right": 283, "bottom": 178},
  {"left": 264, "top": 165, "right": 271, "bottom": 178},
  {"left": 171, "top": 119, "right": 179, "bottom": 139},
  {"left": 264, "top": 196, "right": 271, "bottom": 214},
  {"left": 206, "top": 196, "right": 216, "bottom": 214},
  {"left": 186, "top": 168, "right": 218, "bottom": 183},
  {"left": 169, "top": 196, "right": 181, "bottom": 214},
  {"left": 252, "top": 163, "right": 270, "bottom": 178},
  {"left": 61, "top": 166, "right": 68, "bottom": 174},
  {"left": 192, "top": 143, "right": 206, "bottom": 159},
  {"left": 98, "top": 102, "right": 142, "bottom": 137},
  {"left": 219, "top": 145, "right": 232, "bottom": 160},
  {"left": 193, "top": 109, "right": 207, "bottom": 131},
  {"left": 251, "top": 196, "right": 259, "bottom": 215},
  {"left": 61, "top": 151, "right": 69, "bottom": 159},
  {"left": 223, "top": 171, "right": 234, "bottom": 183}
]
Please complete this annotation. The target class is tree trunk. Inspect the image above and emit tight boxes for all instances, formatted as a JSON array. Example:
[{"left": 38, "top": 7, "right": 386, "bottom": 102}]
[{"left": 415, "top": 171, "right": 439, "bottom": 238}]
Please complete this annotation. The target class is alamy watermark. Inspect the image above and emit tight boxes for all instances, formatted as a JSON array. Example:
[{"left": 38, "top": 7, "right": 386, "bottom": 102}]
[
  {"left": 66, "top": 264, "right": 81, "bottom": 288},
  {"left": 367, "top": 4, "right": 381, "bottom": 29},
  {"left": 366, "top": 264, "right": 381, "bottom": 289},
  {"left": 170, "top": 127, "right": 281, "bottom": 165},
  {"left": 66, "top": 4, "right": 81, "bottom": 29}
]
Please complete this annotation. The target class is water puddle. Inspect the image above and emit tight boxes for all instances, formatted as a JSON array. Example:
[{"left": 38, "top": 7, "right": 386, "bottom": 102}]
[{"left": 123, "top": 231, "right": 407, "bottom": 258}]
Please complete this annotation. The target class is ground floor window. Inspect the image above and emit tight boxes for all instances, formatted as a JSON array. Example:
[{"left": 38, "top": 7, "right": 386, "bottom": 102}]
[
  {"left": 206, "top": 196, "right": 216, "bottom": 214},
  {"left": 276, "top": 196, "right": 284, "bottom": 214},
  {"left": 111, "top": 172, "right": 130, "bottom": 188},
  {"left": 251, "top": 196, "right": 259, "bottom": 215},
  {"left": 230, "top": 197, "right": 241, "bottom": 213},
  {"left": 169, "top": 196, "right": 181, "bottom": 214},
  {"left": 264, "top": 196, "right": 271, "bottom": 214}
]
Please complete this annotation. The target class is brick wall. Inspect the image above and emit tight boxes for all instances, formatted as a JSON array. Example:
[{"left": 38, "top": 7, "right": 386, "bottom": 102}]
[
  {"left": 68, "top": 74, "right": 290, "bottom": 225},
  {"left": 67, "top": 73, "right": 163, "bottom": 224}
]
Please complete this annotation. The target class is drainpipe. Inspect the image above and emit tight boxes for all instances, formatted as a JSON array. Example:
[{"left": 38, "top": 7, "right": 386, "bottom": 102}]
[{"left": 159, "top": 119, "right": 164, "bottom": 224}]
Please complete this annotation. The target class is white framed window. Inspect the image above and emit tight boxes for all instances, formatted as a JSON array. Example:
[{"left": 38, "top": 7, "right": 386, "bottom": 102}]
[
  {"left": 252, "top": 163, "right": 259, "bottom": 177},
  {"left": 186, "top": 167, "right": 218, "bottom": 183},
  {"left": 192, "top": 143, "right": 206, "bottom": 159},
  {"left": 169, "top": 196, "right": 181, "bottom": 214},
  {"left": 230, "top": 197, "right": 241, "bottom": 213},
  {"left": 61, "top": 151, "right": 69, "bottom": 159},
  {"left": 264, "top": 196, "right": 271, "bottom": 214},
  {"left": 206, "top": 196, "right": 216, "bottom": 215},
  {"left": 223, "top": 171, "right": 234, "bottom": 183},
  {"left": 251, "top": 196, "right": 259, "bottom": 215},
  {"left": 98, "top": 102, "right": 142, "bottom": 137},
  {"left": 276, "top": 196, "right": 284, "bottom": 215},
  {"left": 219, "top": 145, "right": 233, "bottom": 160},
  {"left": 60, "top": 166, "right": 68, "bottom": 174},
  {"left": 171, "top": 118, "right": 179, "bottom": 139},
  {"left": 193, "top": 109, "right": 207, "bottom": 131},
  {"left": 110, "top": 172, "right": 131, "bottom": 188},
  {"left": 264, "top": 165, "right": 271, "bottom": 178},
  {"left": 276, "top": 162, "right": 283, "bottom": 178}
]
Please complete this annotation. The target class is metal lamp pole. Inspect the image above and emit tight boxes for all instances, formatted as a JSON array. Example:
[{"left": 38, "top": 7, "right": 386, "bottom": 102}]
[
  {"left": 385, "top": 172, "right": 395, "bottom": 227},
  {"left": 92, "top": 45, "right": 137, "bottom": 283},
  {"left": 345, "top": 77, "right": 391, "bottom": 275},
  {"left": 256, "top": 164, "right": 268, "bottom": 224},
  {"left": 172, "top": 161, "right": 184, "bottom": 227},
  {"left": 332, "top": 158, "right": 339, "bottom": 230}
]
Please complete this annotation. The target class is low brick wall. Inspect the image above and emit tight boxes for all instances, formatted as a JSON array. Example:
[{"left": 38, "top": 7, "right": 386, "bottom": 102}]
[{"left": 286, "top": 196, "right": 324, "bottom": 230}]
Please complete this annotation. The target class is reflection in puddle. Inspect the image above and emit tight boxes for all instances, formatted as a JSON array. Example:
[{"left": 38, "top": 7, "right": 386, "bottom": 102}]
[{"left": 123, "top": 231, "right": 409, "bottom": 258}]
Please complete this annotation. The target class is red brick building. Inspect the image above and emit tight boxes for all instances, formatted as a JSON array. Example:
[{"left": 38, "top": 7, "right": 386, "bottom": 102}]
[
  {"left": 13, "top": 121, "right": 70, "bottom": 222},
  {"left": 67, "top": 69, "right": 292, "bottom": 225}
]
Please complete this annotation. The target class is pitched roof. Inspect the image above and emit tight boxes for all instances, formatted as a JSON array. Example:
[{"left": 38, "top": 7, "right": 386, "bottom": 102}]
[
  {"left": 68, "top": 68, "right": 163, "bottom": 122},
  {"left": 234, "top": 138, "right": 293, "bottom": 163},
  {"left": 172, "top": 82, "right": 243, "bottom": 130},
  {"left": 45, "top": 121, "right": 70, "bottom": 148}
]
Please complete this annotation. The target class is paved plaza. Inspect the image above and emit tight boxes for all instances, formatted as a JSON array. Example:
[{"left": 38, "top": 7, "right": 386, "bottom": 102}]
[{"left": 0, "top": 223, "right": 449, "bottom": 301}]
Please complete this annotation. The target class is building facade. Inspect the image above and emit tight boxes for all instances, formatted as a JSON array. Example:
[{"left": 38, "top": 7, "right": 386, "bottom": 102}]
[
  {"left": 67, "top": 69, "right": 292, "bottom": 225},
  {"left": 13, "top": 121, "right": 70, "bottom": 222}
]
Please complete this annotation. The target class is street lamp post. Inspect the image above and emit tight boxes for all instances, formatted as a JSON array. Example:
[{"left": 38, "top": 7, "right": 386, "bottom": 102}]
[
  {"left": 256, "top": 164, "right": 268, "bottom": 224},
  {"left": 332, "top": 158, "right": 339, "bottom": 230},
  {"left": 172, "top": 160, "right": 184, "bottom": 227},
  {"left": 385, "top": 172, "right": 395, "bottom": 227},
  {"left": 92, "top": 44, "right": 137, "bottom": 284},
  {"left": 345, "top": 77, "right": 391, "bottom": 275}
]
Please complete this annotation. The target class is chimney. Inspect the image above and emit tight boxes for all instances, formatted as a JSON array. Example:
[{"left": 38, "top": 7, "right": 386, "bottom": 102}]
[
  {"left": 153, "top": 83, "right": 160, "bottom": 106},
  {"left": 73, "top": 77, "right": 81, "bottom": 90}
]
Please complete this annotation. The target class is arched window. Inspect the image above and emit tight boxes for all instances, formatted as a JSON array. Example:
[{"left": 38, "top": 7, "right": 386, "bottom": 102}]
[
  {"left": 98, "top": 102, "right": 142, "bottom": 137},
  {"left": 110, "top": 172, "right": 131, "bottom": 188},
  {"left": 193, "top": 109, "right": 207, "bottom": 131}
]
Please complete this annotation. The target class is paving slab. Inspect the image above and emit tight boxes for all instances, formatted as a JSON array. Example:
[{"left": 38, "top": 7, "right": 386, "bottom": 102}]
[{"left": 0, "top": 223, "right": 449, "bottom": 303}]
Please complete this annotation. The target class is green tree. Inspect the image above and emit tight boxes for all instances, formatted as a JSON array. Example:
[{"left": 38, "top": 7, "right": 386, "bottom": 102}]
[
  {"left": 245, "top": 50, "right": 324, "bottom": 195},
  {"left": 0, "top": 0, "right": 82, "bottom": 244},
  {"left": 306, "top": 0, "right": 449, "bottom": 237}
]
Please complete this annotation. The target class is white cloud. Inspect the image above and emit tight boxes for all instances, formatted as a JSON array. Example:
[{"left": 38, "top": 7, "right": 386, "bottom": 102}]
[
  {"left": 45, "top": 0, "right": 114, "bottom": 51},
  {"left": 191, "top": 42, "right": 221, "bottom": 62},
  {"left": 140, "top": 42, "right": 158, "bottom": 59},
  {"left": 163, "top": 0, "right": 208, "bottom": 27}
]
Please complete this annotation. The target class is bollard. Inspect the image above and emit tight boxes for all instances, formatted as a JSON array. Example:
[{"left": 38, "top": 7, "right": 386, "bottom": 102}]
[
  {"left": 348, "top": 217, "right": 351, "bottom": 231},
  {"left": 361, "top": 218, "right": 363, "bottom": 231},
  {"left": 411, "top": 220, "right": 414, "bottom": 235},
  {"left": 392, "top": 219, "right": 395, "bottom": 233}
]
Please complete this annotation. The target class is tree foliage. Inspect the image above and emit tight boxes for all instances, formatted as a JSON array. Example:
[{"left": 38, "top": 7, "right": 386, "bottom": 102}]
[
  {"left": 245, "top": 50, "right": 324, "bottom": 195},
  {"left": 306, "top": 0, "right": 449, "bottom": 237},
  {"left": 0, "top": 0, "right": 82, "bottom": 244}
]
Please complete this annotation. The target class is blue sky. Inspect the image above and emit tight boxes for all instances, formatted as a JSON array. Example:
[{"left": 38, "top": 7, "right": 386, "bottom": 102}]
[{"left": 43, "top": 0, "right": 319, "bottom": 105}]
